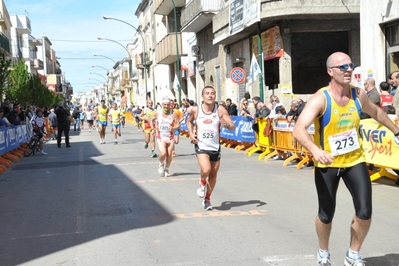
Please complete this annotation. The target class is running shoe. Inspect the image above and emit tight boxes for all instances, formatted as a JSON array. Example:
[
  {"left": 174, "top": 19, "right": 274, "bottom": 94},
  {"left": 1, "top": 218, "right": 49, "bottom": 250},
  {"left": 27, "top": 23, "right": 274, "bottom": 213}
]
[
  {"left": 197, "top": 182, "right": 206, "bottom": 198},
  {"left": 114, "top": 141, "right": 118, "bottom": 145},
  {"left": 344, "top": 255, "right": 365, "bottom": 266},
  {"left": 144, "top": 142, "right": 149, "bottom": 149},
  {"left": 164, "top": 169, "right": 171, "bottom": 177},
  {"left": 158, "top": 163, "right": 164, "bottom": 174},
  {"left": 202, "top": 199, "right": 213, "bottom": 211},
  {"left": 151, "top": 151, "right": 157, "bottom": 158},
  {"left": 317, "top": 253, "right": 331, "bottom": 266},
  {"left": 40, "top": 150, "right": 47, "bottom": 155}
]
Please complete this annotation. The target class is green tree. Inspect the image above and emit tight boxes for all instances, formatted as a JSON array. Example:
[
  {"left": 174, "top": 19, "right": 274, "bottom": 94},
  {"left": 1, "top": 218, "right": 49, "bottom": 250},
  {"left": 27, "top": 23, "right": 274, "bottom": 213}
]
[
  {"left": 8, "top": 60, "right": 31, "bottom": 105},
  {"left": 0, "top": 55, "right": 11, "bottom": 100}
]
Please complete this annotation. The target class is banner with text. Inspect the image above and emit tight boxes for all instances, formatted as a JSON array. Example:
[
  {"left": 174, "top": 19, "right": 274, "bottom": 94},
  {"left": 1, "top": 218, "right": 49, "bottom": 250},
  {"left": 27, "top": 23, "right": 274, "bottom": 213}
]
[
  {"left": 220, "top": 116, "right": 256, "bottom": 143},
  {"left": 360, "top": 119, "right": 399, "bottom": 169}
]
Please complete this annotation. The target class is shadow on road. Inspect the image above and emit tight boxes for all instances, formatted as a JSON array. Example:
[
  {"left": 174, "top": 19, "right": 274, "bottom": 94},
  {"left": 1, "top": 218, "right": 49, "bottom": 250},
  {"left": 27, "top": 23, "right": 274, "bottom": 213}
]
[
  {"left": 214, "top": 200, "right": 267, "bottom": 210},
  {"left": 364, "top": 253, "right": 399, "bottom": 265},
  {"left": 0, "top": 140, "right": 174, "bottom": 266}
]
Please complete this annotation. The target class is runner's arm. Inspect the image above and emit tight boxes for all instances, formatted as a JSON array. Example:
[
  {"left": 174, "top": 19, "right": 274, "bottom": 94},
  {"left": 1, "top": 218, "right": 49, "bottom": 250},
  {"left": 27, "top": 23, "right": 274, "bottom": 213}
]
[
  {"left": 292, "top": 91, "right": 333, "bottom": 163},
  {"left": 359, "top": 88, "right": 399, "bottom": 135},
  {"left": 187, "top": 106, "right": 198, "bottom": 143},
  {"left": 218, "top": 106, "right": 235, "bottom": 130}
]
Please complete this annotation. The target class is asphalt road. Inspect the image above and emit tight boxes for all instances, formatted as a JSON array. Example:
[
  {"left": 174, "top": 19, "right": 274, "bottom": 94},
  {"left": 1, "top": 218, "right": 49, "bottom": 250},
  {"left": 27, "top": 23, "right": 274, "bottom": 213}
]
[{"left": 0, "top": 121, "right": 398, "bottom": 266}]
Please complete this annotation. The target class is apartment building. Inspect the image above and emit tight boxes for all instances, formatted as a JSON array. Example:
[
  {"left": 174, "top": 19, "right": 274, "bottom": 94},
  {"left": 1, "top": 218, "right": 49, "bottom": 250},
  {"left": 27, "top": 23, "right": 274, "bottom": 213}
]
[
  {"left": 0, "top": 0, "right": 11, "bottom": 58},
  {"left": 10, "top": 14, "right": 43, "bottom": 75},
  {"left": 152, "top": 0, "right": 193, "bottom": 105}
]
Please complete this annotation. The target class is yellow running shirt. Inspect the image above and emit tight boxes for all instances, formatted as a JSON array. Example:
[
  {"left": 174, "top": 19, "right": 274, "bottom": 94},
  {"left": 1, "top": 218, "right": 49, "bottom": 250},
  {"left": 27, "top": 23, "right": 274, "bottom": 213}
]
[
  {"left": 98, "top": 106, "right": 108, "bottom": 122},
  {"left": 314, "top": 86, "right": 365, "bottom": 168},
  {"left": 110, "top": 108, "right": 121, "bottom": 124}
]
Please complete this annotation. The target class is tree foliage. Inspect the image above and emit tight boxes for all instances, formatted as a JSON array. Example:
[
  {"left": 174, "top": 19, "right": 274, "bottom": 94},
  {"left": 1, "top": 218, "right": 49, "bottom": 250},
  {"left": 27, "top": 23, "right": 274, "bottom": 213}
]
[
  {"left": 8, "top": 60, "right": 31, "bottom": 104},
  {"left": 8, "top": 60, "right": 65, "bottom": 108},
  {"left": 0, "top": 55, "right": 11, "bottom": 99}
]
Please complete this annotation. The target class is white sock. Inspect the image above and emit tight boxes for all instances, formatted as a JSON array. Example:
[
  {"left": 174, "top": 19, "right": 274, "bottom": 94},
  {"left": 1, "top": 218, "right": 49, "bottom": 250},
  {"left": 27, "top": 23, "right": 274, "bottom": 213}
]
[
  {"left": 318, "top": 248, "right": 329, "bottom": 258},
  {"left": 347, "top": 248, "right": 361, "bottom": 259}
]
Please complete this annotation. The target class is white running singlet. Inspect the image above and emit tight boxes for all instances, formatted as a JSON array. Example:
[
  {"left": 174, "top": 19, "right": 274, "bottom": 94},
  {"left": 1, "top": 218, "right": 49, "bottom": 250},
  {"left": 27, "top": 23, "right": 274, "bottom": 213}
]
[
  {"left": 156, "top": 110, "right": 174, "bottom": 142},
  {"left": 196, "top": 104, "right": 220, "bottom": 151}
]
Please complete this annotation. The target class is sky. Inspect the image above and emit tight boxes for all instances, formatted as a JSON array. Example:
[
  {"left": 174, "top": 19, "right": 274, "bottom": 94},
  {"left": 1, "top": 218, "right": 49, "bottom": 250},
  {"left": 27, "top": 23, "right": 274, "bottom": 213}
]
[{"left": 5, "top": 0, "right": 141, "bottom": 94}]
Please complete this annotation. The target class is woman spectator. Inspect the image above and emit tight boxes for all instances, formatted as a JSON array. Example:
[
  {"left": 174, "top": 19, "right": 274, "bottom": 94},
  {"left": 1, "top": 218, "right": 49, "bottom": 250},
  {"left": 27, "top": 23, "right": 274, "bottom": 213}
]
[
  {"left": 240, "top": 100, "right": 252, "bottom": 118},
  {"left": 268, "top": 95, "right": 282, "bottom": 118}
]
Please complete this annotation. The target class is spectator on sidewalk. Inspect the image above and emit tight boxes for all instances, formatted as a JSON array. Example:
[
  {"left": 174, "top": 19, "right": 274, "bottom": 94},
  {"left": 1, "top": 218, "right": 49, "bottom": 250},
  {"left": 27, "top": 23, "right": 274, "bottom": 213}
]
[
  {"left": 48, "top": 108, "right": 58, "bottom": 140},
  {"left": 286, "top": 99, "right": 306, "bottom": 122},
  {"left": 55, "top": 102, "right": 71, "bottom": 148},
  {"left": 5, "top": 104, "right": 25, "bottom": 125},
  {"left": 379, "top": 81, "right": 393, "bottom": 108},
  {"left": 226, "top": 98, "right": 237, "bottom": 116},
  {"left": 0, "top": 109, "right": 11, "bottom": 127}
]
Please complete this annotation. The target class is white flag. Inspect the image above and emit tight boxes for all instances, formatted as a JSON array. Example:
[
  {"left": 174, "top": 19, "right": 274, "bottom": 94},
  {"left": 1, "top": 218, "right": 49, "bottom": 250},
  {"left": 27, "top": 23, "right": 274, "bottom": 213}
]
[
  {"left": 173, "top": 73, "right": 179, "bottom": 90},
  {"left": 248, "top": 53, "right": 262, "bottom": 85},
  {"left": 251, "top": 53, "right": 262, "bottom": 79}
]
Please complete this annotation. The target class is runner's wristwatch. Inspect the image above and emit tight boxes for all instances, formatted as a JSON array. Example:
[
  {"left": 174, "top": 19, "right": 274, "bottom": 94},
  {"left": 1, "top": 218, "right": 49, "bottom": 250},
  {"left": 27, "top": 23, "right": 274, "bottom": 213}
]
[{"left": 394, "top": 132, "right": 399, "bottom": 137}]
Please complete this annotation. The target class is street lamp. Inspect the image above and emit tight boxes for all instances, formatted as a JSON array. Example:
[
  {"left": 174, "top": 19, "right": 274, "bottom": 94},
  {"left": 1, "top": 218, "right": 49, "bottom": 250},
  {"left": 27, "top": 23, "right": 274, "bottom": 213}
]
[
  {"left": 89, "top": 77, "right": 106, "bottom": 84},
  {"left": 97, "top": 36, "right": 131, "bottom": 57},
  {"left": 93, "top": 53, "right": 116, "bottom": 63},
  {"left": 102, "top": 15, "right": 148, "bottom": 101},
  {"left": 92, "top": 65, "right": 110, "bottom": 72},
  {"left": 90, "top": 72, "right": 107, "bottom": 82}
]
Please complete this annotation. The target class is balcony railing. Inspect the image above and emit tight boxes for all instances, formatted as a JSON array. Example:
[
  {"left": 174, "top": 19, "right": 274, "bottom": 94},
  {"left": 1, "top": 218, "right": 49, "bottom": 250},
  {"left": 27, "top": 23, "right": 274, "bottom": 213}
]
[
  {"left": 181, "top": 0, "right": 223, "bottom": 33},
  {"left": 0, "top": 32, "right": 10, "bottom": 55},
  {"left": 153, "top": 0, "right": 185, "bottom": 15},
  {"left": 155, "top": 33, "right": 183, "bottom": 65}
]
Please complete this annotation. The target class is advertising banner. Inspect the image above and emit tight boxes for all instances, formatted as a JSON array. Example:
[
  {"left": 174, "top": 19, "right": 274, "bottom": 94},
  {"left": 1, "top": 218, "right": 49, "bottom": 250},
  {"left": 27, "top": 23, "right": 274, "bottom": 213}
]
[
  {"left": 360, "top": 119, "right": 399, "bottom": 169},
  {"left": 230, "top": 0, "right": 260, "bottom": 36},
  {"left": 252, "top": 26, "right": 284, "bottom": 61},
  {"left": 220, "top": 116, "right": 256, "bottom": 143}
]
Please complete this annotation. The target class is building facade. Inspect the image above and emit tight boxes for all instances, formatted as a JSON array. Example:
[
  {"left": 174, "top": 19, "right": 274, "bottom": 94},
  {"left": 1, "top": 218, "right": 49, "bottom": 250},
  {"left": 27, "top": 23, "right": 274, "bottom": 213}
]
[
  {"left": 0, "top": 0, "right": 11, "bottom": 58},
  {"left": 10, "top": 14, "right": 43, "bottom": 76},
  {"left": 212, "top": 0, "right": 361, "bottom": 106},
  {"left": 360, "top": 0, "right": 399, "bottom": 85}
]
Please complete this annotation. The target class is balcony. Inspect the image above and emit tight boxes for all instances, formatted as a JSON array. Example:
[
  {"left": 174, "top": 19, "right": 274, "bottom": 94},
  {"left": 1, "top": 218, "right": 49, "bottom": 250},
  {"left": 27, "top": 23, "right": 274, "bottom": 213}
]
[
  {"left": 155, "top": 33, "right": 183, "bottom": 65},
  {"left": 181, "top": 0, "right": 223, "bottom": 33},
  {"left": 29, "top": 34, "right": 42, "bottom": 46},
  {"left": 31, "top": 58, "right": 43, "bottom": 70},
  {"left": 153, "top": 0, "right": 185, "bottom": 15},
  {"left": 15, "top": 16, "right": 31, "bottom": 34},
  {"left": 0, "top": 32, "right": 10, "bottom": 55}
]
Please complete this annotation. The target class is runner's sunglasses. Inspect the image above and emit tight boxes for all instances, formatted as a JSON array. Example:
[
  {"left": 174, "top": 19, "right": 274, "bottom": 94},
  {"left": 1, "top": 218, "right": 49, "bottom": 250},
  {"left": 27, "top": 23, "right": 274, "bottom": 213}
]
[{"left": 329, "top": 63, "right": 355, "bottom": 71}]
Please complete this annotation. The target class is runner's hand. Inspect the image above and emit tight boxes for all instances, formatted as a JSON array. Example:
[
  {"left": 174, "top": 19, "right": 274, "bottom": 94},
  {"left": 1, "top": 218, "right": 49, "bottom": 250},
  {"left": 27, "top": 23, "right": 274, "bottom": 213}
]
[
  {"left": 313, "top": 149, "right": 334, "bottom": 165},
  {"left": 190, "top": 133, "right": 198, "bottom": 144}
]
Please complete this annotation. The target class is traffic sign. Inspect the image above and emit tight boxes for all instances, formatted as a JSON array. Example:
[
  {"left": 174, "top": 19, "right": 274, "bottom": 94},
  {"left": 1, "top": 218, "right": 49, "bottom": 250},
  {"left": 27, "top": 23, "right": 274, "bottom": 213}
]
[{"left": 230, "top": 67, "right": 246, "bottom": 84}]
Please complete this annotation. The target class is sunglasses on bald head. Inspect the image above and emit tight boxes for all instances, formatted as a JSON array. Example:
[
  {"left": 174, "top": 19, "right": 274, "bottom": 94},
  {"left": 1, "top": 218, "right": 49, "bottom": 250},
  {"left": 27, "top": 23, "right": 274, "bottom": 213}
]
[{"left": 329, "top": 63, "right": 355, "bottom": 71}]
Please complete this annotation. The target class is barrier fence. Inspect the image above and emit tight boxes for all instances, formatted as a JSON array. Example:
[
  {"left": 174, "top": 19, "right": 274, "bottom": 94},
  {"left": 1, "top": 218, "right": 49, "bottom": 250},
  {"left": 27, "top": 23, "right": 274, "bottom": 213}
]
[
  {"left": 126, "top": 109, "right": 399, "bottom": 183},
  {"left": 0, "top": 125, "right": 29, "bottom": 174},
  {"left": 219, "top": 117, "right": 398, "bottom": 183}
]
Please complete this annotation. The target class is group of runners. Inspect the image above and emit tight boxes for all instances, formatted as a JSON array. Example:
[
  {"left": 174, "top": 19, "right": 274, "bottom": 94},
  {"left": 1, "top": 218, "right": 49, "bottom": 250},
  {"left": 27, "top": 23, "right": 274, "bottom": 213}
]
[
  {"left": 139, "top": 86, "right": 236, "bottom": 211},
  {"left": 88, "top": 53, "right": 399, "bottom": 265}
]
